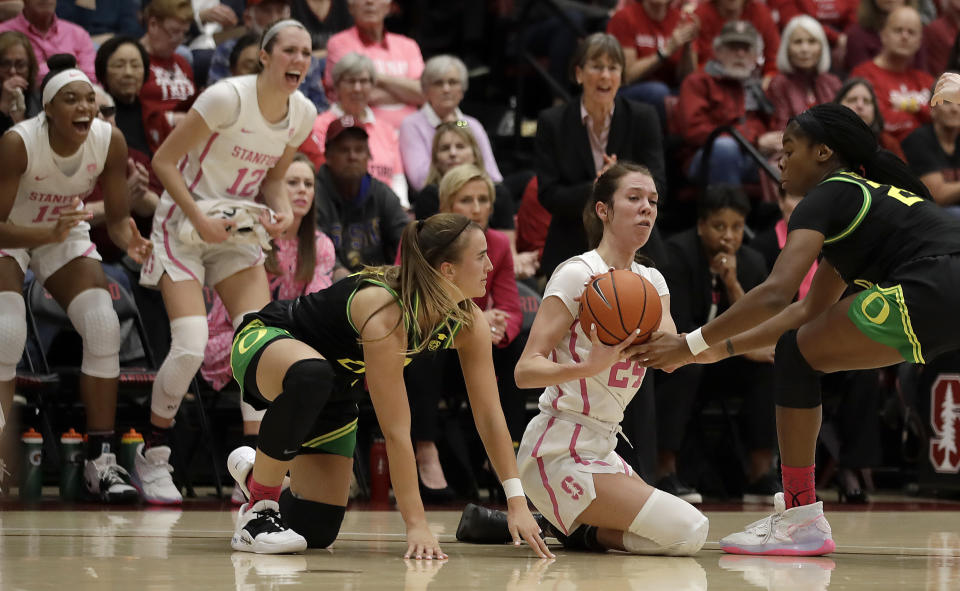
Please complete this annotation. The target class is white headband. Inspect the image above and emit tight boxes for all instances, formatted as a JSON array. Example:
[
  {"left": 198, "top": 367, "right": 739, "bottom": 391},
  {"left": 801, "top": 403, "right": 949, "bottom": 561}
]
[
  {"left": 42, "top": 69, "right": 93, "bottom": 106},
  {"left": 260, "top": 19, "right": 308, "bottom": 51}
]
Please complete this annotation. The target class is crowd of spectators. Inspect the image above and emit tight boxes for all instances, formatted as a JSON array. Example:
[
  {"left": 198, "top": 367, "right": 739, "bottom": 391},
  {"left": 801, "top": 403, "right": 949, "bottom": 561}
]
[{"left": 6, "top": 0, "right": 959, "bottom": 504}]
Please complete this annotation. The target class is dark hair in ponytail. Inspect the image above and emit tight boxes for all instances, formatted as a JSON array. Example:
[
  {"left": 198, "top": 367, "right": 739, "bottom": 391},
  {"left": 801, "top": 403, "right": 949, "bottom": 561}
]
[
  {"left": 583, "top": 161, "right": 654, "bottom": 249},
  {"left": 789, "top": 103, "right": 931, "bottom": 200},
  {"left": 359, "top": 213, "right": 480, "bottom": 353},
  {"left": 39, "top": 54, "right": 79, "bottom": 96}
]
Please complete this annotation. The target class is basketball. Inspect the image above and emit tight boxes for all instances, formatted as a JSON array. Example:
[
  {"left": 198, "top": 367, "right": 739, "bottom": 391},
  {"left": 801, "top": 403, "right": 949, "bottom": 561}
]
[{"left": 579, "top": 269, "right": 662, "bottom": 346}]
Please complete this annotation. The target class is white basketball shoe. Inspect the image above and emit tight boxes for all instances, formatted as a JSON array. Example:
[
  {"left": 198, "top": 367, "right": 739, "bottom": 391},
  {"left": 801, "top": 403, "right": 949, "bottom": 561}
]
[
  {"left": 720, "top": 492, "right": 835, "bottom": 556},
  {"left": 232, "top": 499, "right": 307, "bottom": 554},
  {"left": 84, "top": 452, "right": 139, "bottom": 503},
  {"left": 228, "top": 446, "right": 256, "bottom": 501},
  {"left": 132, "top": 444, "right": 182, "bottom": 505}
]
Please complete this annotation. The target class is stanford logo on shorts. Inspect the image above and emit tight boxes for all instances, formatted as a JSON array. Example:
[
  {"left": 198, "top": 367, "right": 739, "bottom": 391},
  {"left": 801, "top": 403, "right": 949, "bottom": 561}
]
[
  {"left": 561, "top": 476, "right": 584, "bottom": 500},
  {"left": 929, "top": 375, "right": 960, "bottom": 474}
]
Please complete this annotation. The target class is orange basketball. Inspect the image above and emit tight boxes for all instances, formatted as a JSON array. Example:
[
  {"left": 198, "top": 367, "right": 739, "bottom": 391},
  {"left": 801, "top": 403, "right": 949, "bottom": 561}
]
[{"left": 579, "top": 269, "right": 663, "bottom": 346}]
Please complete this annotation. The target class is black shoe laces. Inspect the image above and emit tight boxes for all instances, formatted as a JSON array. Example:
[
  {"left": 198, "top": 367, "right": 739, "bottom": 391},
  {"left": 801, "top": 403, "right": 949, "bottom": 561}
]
[
  {"left": 102, "top": 464, "right": 131, "bottom": 487},
  {"left": 253, "top": 507, "right": 285, "bottom": 531}
]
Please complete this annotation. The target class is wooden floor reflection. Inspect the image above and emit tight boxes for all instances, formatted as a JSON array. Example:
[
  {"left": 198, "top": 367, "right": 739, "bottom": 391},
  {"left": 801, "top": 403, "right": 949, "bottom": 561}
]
[{"left": 0, "top": 505, "right": 958, "bottom": 590}]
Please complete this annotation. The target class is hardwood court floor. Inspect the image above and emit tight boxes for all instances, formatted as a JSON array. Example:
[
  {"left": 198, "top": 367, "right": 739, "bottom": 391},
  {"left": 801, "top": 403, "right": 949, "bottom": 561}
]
[{"left": 1, "top": 499, "right": 958, "bottom": 591}]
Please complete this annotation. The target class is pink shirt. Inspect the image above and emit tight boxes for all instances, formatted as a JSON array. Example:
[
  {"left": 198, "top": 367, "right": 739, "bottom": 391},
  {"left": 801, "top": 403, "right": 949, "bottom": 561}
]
[
  {"left": 324, "top": 27, "right": 424, "bottom": 130},
  {"left": 0, "top": 13, "right": 97, "bottom": 84},
  {"left": 580, "top": 101, "right": 614, "bottom": 173},
  {"left": 298, "top": 104, "right": 408, "bottom": 206}
]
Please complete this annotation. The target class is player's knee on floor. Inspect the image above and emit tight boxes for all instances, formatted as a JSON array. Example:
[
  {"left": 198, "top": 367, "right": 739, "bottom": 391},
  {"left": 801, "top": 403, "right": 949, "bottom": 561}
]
[
  {"left": 775, "top": 330, "right": 823, "bottom": 409},
  {"left": 66, "top": 288, "right": 121, "bottom": 379},
  {"left": 0, "top": 292, "right": 27, "bottom": 380},
  {"left": 622, "top": 489, "right": 709, "bottom": 556},
  {"left": 258, "top": 358, "right": 334, "bottom": 461},
  {"left": 278, "top": 488, "right": 345, "bottom": 548},
  {"left": 151, "top": 315, "right": 208, "bottom": 419}
]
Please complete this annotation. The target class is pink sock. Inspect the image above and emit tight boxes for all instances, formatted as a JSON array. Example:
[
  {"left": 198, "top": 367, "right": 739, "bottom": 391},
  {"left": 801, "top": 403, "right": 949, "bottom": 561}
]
[
  {"left": 781, "top": 464, "right": 816, "bottom": 509},
  {"left": 246, "top": 473, "right": 282, "bottom": 505}
]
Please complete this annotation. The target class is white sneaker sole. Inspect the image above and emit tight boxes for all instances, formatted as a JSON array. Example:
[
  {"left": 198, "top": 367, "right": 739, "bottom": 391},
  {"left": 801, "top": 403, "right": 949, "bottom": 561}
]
[{"left": 231, "top": 531, "right": 307, "bottom": 554}]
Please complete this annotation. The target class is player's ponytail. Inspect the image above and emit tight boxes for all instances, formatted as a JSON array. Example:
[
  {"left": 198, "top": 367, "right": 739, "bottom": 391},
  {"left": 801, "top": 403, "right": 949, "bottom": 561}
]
[
  {"left": 791, "top": 103, "right": 931, "bottom": 200},
  {"left": 359, "top": 213, "right": 479, "bottom": 353}
]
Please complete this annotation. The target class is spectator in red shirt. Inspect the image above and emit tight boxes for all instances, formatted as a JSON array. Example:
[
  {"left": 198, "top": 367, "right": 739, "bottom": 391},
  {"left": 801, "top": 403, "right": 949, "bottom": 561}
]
[
  {"left": 694, "top": 0, "right": 780, "bottom": 82},
  {"left": 768, "top": 0, "right": 857, "bottom": 49},
  {"left": 843, "top": 0, "right": 921, "bottom": 72},
  {"left": 768, "top": 16, "right": 842, "bottom": 131},
  {"left": 851, "top": 6, "right": 933, "bottom": 142},
  {"left": 834, "top": 76, "right": 906, "bottom": 159},
  {"left": 680, "top": 21, "right": 780, "bottom": 184},
  {"left": 925, "top": 0, "right": 960, "bottom": 78},
  {"left": 607, "top": 0, "right": 699, "bottom": 124},
  {"left": 139, "top": 0, "right": 197, "bottom": 154}
]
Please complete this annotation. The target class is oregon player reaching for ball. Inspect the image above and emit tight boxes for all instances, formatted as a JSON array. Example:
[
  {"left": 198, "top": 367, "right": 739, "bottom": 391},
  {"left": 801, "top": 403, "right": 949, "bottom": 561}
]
[
  {"left": 226, "top": 213, "right": 552, "bottom": 560},
  {"left": 632, "top": 94, "right": 960, "bottom": 555},
  {"left": 502, "top": 163, "right": 709, "bottom": 556}
]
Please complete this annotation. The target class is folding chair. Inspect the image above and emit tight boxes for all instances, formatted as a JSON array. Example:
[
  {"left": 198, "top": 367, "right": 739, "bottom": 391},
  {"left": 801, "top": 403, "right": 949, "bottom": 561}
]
[{"left": 23, "top": 276, "right": 223, "bottom": 497}]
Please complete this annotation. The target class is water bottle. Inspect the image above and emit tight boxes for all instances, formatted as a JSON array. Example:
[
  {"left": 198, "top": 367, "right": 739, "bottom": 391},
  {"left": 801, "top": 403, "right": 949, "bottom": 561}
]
[
  {"left": 119, "top": 429, "right": 144, "bottom": 473},
  {"left": 369, "top": 437, "right": 390, "bottom": 504},
  {"left": 19, "top": 428, "right": 43, "bottom": 502},
  {"left": 59, "top": 429, "right": 84, "bottom": 501}
]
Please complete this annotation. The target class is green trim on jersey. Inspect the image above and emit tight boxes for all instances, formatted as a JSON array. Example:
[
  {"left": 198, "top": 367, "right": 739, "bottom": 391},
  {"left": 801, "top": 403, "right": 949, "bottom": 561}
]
[
  {"left": 345, "top": 275, "right": 406, "bottom": 336},
  {"left": 847, "top": 283, "right": 925, "bottom": 364},
  {"left": 822, "top": 174, "right": 873, "bottom": 245},
  {"left": 301, "top": 418, "right": 358, "bottom": 457},
  {"left": 230, "top": 319, "right": 295, "bottom": 397}
]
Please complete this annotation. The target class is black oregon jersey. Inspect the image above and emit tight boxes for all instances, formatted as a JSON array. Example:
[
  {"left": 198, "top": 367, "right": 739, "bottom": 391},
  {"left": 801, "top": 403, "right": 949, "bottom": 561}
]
[
  {"left": 788, "top": 171, "right": 960, "bottom": 285},
  {"left": 247, "top": 272, "right": 462, "bottom": 382}
]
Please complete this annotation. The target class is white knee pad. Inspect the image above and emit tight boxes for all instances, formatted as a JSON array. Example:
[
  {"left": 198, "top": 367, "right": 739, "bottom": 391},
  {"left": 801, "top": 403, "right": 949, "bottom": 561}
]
[
  {"left": 0, "top": 292, "right": 27, "bottom": 381},
  {"left": 66, "top": 288, "right": 121, "bottom": 379},
  {"left": 623, "top": 488, "right": 709, "bottom": 556},
  {"left": 240, "top": 399, "right": 265, "bottom": 422},
  {"left": 151, "top": 316, "right": 208, "bottom": 419}
]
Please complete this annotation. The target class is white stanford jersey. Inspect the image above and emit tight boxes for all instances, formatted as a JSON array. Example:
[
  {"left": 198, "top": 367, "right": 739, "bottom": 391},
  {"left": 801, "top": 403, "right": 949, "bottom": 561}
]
[
  {"left": 6, "top": 115, "right": 111, "bottom": 228},
  {"left": 538, "top": 250, "right": 669, "bottom": 425},
  {"left": 174, "top": 75, "right": 316, "bottom": 204}
]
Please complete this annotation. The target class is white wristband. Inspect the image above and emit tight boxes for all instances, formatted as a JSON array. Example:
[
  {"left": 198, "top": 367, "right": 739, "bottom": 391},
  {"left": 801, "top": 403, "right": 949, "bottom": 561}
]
[
  {"left": 685, "top": 327, "right": 709, "bottom": 355},
  {"left": 502, "top": 478, "right": 524, "bottom": 499}
]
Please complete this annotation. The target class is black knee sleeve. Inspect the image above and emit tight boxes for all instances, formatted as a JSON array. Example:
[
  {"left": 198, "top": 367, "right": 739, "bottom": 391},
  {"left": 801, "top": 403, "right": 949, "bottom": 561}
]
[
  {"left": 774, "top": 330, "right": 823, "bottom": 409},
  {"left": 258, "top": 359, "right": 335, "bottom": 461},
  {"left": 278, "top": 488, "right": 345, "bottom": 548}
]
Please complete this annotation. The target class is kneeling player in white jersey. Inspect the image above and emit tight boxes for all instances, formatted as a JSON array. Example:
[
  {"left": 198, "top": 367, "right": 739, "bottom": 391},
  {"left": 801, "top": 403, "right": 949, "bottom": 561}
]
[
  {"left": 513, "top": 163, "right": 708, "bottom": 555},
  {"left": 137, "top": 19, "right": 317, "bottom": 504},
  {"left": 0, "top": 54, "right": 152, "bottom": 503}
]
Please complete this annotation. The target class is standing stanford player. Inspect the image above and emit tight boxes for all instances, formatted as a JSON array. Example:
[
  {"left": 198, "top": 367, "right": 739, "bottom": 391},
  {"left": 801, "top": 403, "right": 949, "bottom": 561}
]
[
  {"left": 137, "top": 19, "right": 317, "bottom": 504},
  {"left": 0, "top": 54, "right": 152, "bottom": 502},
  {"left": 484, "top": 163, "right": 708, "bottom": 556}
]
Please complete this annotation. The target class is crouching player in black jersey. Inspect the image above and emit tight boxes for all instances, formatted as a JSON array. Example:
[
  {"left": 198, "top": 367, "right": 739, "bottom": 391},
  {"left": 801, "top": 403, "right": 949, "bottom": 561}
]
[
  {"left": 225, "top": 212, "right": 553, "bottom": 560},
  {"left": 630, "top": 89, "right": 960, "bottom": 556}
]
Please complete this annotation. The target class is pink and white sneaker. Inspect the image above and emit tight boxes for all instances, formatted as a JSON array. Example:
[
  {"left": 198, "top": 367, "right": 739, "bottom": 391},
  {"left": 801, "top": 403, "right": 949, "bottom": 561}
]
[{"left": 720, "top": 493, "right": 835, "bottom": 556}]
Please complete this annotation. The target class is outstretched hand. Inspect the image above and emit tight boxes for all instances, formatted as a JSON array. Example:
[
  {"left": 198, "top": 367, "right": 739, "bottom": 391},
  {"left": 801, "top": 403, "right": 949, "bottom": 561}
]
[
  {"left": 932, "top": 73, "right": 960, "bottom": 106},
  {"left": 627, "top": 331, "right": 695, "bottom": 370},
  {"left": 506, "top": 501, "right": 555, "bottom": 559},
  {"left": 404, "top": 522, "right": 448, "bottom": 561},
  {"left": 125, "top": 218, "right": 153, "bottom": 264}
]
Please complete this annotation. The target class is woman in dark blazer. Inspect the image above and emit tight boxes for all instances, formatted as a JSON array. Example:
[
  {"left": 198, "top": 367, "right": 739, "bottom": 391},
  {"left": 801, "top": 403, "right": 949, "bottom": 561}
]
[{"left": 535, "top": 33, "right": 667, "bottom": 277}]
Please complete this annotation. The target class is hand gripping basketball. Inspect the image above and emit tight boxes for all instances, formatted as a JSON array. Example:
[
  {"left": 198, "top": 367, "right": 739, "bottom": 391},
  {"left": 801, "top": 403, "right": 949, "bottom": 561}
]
[{"left": 578, "top": 269, "right": 662, "bottom": 345}]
